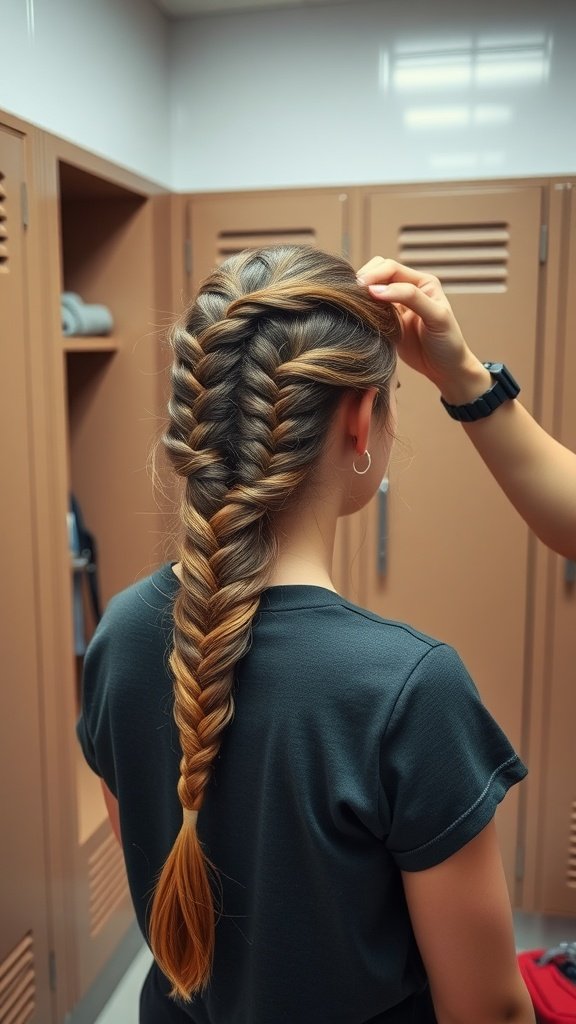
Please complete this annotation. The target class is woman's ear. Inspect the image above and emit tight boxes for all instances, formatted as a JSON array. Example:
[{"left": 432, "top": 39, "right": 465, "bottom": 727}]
[{"left": 346, "top": 387, "right": 378, "bottom": 455}]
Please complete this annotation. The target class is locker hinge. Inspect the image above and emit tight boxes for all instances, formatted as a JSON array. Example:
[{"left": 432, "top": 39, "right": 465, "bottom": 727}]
[
  {"left": 539, "top": 223, "right": 548, "bottom": 265},
  {"left": 21, "top": 182, "right": 29, "bottom": 228},
  {"left": 184, "top": 238, "right": 192, "bottom": 277},
  {"left": 49, "top": 950, "right": 57, "bottom": 992},
  {"left": 341, "top": 232, "right": 350, "bottom": 260},
  {"left": 515, "top": 844, "right": 525, "bottom": 882}
]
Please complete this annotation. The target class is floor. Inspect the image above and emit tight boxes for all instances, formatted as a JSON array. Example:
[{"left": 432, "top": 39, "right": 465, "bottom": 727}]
[
  {"left": 93, "top": 914, "right": 576, "bottom": 1023},
  {"left": 94, "top": 946, "right": 152, "bottom": 1024}
]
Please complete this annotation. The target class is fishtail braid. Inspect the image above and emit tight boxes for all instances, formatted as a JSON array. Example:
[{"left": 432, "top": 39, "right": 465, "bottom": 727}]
[{"left": 149, "top": 245, "right": 400, "bottom": 1001}]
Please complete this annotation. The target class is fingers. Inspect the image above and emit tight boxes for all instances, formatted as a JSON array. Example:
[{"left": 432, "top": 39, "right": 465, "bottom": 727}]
[
  {"left": 356, "top": 256, "right": 392, "bottom": 279},
  {"left": 357, "top": 257, "right": 422, "bottom": 283},
  {"left": 357, "top": 258, "right": 469, "bottom": 383},
  {"left": 357, "top": 257, "right": 444, "bottom": 298},
  {"left": 367, "top": 281, "right": 451, "bottom": 331}
]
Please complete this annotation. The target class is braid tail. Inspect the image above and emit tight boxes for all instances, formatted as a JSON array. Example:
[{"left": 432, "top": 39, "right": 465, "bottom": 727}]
[{"left": 149, "top": 817, "right": 217, "bottom": 999}]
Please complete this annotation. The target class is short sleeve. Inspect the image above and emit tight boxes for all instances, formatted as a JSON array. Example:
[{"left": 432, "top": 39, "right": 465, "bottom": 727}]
[
  {"left": 76, "top": 616, "right": 115, "bottom": 790},
  {"left": 76, "top": 707, "right": 100, "bottom": 776},
  {"left": 379, "top": 643, "right": 527, "bottom": 871}
]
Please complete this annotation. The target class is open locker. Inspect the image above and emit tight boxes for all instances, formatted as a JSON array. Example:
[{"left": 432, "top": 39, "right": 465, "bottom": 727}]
[{"left": 35, "top": 136, "right": 173, "bottom": 1015}]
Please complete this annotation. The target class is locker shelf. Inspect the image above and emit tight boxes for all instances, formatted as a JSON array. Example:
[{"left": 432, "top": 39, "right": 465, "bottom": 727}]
[{"left": 63, "top": 336, "right": 119, "bottom": 353}]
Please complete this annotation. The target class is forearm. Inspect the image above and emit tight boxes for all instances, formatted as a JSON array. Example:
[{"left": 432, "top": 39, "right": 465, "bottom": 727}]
[
  {"left": 435, "top": 976, "right": 536, "bottom": 1024},
  {"left": 437, "top": 1003, "right": 535, "bottom": 1024},
  {"left": 440, "top": 359, "right": 576, "bottom": 560},
  {"left": 464, "top": 402, "right": 576, "bottom": 559}
]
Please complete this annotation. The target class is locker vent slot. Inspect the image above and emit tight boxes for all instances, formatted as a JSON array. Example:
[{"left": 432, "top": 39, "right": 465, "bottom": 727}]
[
  {"left": 568, "top": 801, "right": 576, "bottom": 888},
  {"left": 398, "top": 223, "right": 510, "bottom": 293},
  {"left": 0, "top": 174, "right": 8, "bottom": 272},
  {"left": 217, "top": 228, "right": 315, "bottom": 263},
  {"left": 0, "top": 932, "right": 36, "bottom": 1024},
  {"left": 88, "top": 832, "right": 129, "bottom": 937}
]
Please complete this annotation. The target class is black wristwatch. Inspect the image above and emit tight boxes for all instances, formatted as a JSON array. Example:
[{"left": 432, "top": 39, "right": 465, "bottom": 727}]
[{"left": 440, "top": 362, "right": 521, "bottom": 422}]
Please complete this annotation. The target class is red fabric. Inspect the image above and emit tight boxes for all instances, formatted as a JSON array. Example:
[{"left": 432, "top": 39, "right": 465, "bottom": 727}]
[{"left": 518, "top": 950, "right": 576, "bottom": 1023}]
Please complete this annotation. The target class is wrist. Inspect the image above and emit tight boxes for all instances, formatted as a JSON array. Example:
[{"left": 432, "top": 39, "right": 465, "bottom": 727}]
[
  {"left": 440, "top": 361, "right": 521, "bottom": 422},
  {"left": 437, "top": 358, "right": 493, "bottom": 406}
]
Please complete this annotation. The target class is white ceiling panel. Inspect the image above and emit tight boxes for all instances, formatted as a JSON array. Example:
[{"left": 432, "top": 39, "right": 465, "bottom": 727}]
[{"left": 154, "top": 0, "right": 358, "bottom": 16}]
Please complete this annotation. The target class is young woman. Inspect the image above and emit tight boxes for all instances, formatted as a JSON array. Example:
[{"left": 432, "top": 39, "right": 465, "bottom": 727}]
[{"left": 77, "top": 244, "right": 535, "bottom": 1024}]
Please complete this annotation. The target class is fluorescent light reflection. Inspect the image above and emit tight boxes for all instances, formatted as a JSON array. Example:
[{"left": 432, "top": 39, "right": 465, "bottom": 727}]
[
  {"left": 26, "top": 0, "right": 36, "bottom": 40},
  {"left": 405, "top": 106, "right": 469, "bottom": 129},
  {"left": 477, "top": 33, "right": 548, "bottom": 49},
  {"left": 395, "top": 57, "right": 471, "bottom": 91},
  {"left": 394, "top": 38, "right": 472, "bottom": 55},
  {"left": 383, "top": 33, "right": 552, "bottom": 93},
  {"left": 404, "top": 104, "right": 512, "bottom": 130},
  {"left": 379, "top": 50, "right": 390, "bottom": 92},
  {"left": 475, "top": 53, "right": 550, "bottom": 86}
]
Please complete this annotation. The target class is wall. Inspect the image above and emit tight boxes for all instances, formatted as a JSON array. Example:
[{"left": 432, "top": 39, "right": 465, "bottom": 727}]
[
  {"left": 3, "top": 0, "right": 575, "bottom": 200},
  {"left": 169, "top": 0, "right": 576, "bottom": 191},
  {"left": 2, "top": 0, "right": 171, "bottom": 186}
]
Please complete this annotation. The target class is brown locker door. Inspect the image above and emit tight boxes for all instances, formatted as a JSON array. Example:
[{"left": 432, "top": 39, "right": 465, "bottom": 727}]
[
  {"left": 536, "top": 185, "right": 576, "bottom": 915},
  {"left": 0, "top": 125, "right": 53, "bottom": 1022},
  {"left": 187, "top": 189, "right": 352, "bottom": 592},
  {"left": 355, "top": 187, "right": 543, "bottom": 888},
  {"left": 187, "top": 190, "right": 347, "bottom": 294}
]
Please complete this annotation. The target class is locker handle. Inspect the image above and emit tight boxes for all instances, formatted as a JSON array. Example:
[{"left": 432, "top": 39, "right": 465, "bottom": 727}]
[
  {"left": 377, "top": 478, "right": 389, "bottom": 576},
  {"left": 565, "top": 560, "right": 576, "bottom": 585}
]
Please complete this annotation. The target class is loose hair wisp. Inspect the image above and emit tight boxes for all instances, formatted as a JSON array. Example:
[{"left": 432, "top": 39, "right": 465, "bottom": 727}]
[{"left": 149, "top": 244, "right": 400, "bottom": 1000}]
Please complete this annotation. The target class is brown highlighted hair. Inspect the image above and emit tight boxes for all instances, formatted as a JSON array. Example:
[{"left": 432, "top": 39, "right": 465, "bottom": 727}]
[{"left": 149, "top": 244, "right": 400, "bottom": 1000}]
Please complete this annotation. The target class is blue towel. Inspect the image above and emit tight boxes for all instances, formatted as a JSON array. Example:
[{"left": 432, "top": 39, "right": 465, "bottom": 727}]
[{"left": 61, "top": 292, "right": 114, "bottom": 336}]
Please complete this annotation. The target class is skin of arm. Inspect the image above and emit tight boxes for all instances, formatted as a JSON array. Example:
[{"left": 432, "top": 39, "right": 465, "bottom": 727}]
[
  {"left": 402, "top": 821, "right": 536, "bottom": 1024},
  {"left": 445, "top": 359, "right": 576, "bottom": 561},
  {"left": 357, "top": 258, "right": 576, "bottom": 560},
  {"left": 101, "top": 779, "right": 122, "bottom": 844}
]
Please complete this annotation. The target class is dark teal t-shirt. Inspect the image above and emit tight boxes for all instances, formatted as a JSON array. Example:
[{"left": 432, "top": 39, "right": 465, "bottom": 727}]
[{"left": 77, "top": 561, "right": 527, "bottom": 1024}]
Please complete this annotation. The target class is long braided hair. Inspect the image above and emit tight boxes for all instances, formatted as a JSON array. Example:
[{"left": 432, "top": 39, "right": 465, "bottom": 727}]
[{"left": 150, "top": 244, "right": 400, "bottom": 999}]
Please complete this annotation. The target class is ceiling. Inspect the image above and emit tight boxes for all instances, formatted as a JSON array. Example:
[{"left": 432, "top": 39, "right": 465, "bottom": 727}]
[{"left": 154, "top": 0, "right": 358, "bottom": 17}]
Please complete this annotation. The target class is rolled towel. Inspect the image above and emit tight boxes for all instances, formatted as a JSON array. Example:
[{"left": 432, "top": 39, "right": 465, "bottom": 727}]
[
  {"left": 61, "top": 291, "right": 84, "bottom": 310},
  {"left": 61, "top": 292, "right": 84, "bottom": 335},
  {"left": 62, "top": 304, "right": 78, "bottom": 336},
  {"left": 61, "top": 292, "right": 114, "bottom": 336},
  {"left": 73, "top": 303, "right": 114, "bottom": 336}
]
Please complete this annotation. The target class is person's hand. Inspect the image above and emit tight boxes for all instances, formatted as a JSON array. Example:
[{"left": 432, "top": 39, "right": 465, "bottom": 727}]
[{"left": 357, "top": 257, "right": 492, "bottom": 404}]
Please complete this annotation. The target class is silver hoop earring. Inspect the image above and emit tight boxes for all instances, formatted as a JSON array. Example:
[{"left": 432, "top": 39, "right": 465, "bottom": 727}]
[{"left": 353, "top": 450, "right": 372, "bottom": 475}]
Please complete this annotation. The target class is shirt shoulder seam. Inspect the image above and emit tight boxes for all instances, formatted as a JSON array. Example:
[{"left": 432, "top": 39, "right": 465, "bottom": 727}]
[{"left": 337, "top": 601, "right": 446, "bottom": 647}]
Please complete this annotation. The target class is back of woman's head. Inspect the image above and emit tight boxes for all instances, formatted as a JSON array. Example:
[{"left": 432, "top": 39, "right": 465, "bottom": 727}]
[{"left": 150, "top": 244, "right": 400, "bottom": 1000}]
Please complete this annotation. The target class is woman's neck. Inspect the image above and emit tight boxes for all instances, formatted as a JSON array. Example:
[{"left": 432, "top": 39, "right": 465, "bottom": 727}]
[{"left": 267, "top": 493, "right": 339, "bottom": 590}]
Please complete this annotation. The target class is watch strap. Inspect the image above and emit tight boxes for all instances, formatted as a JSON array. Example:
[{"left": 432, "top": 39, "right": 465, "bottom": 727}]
[{"left": 441, "top": 362, "right": 520, "bottom": 422}]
